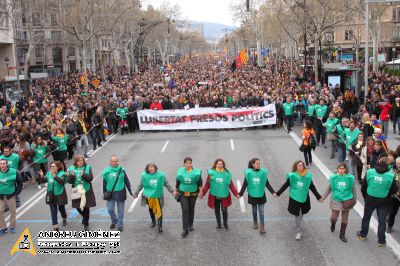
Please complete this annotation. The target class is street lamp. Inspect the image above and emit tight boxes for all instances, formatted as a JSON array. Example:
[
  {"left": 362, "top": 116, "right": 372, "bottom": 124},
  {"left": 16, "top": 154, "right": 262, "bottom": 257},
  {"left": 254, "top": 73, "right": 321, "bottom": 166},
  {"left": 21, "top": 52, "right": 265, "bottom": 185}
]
[
  {"left": 352, "top": 44, "right": 356, "bottom": 63},
  {"left": 4, "top": 56, "right": 9, "bottom": 76},
  {"left": 337, "top": 46, "right": 342, "bottom": 62}
]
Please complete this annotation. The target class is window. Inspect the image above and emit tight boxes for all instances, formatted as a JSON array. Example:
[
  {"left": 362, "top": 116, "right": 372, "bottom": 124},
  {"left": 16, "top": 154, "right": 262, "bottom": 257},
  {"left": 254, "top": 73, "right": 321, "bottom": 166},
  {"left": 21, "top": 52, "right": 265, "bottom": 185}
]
[
  {"left": 394, "top": 7, "right": 400, "bottom": 22},
  {"left": 51, "top": 31, "right": 61, "bottom": 41},
  {"left": 32, "top": 11, "right": 41, "bottom": 26},
  {"left": 0, "top": 12, "right": 8, "bottom": 28},
  {"left": 68, "top": 47, "right": 75, "bottom": 56},
  {"left": 345, "top": 29, "right": 353, "bottom": 41},
  {"left": 35, "top": 46, "right": 44, "bottom": 59},
  {"left": 22, "top": 31, "right": 27, "bottom": 41},
  {"left": 0, "top": 0, "right": 7, "bottom": 10},
  {"left": 50, "top": 13, "right": 58, "bottom": 26},
  {"left": 393, "top": 25, "right": 400, "bottom": 39},
  {"left": 33, "top": 30, "right": 44, "bottom": 41}
]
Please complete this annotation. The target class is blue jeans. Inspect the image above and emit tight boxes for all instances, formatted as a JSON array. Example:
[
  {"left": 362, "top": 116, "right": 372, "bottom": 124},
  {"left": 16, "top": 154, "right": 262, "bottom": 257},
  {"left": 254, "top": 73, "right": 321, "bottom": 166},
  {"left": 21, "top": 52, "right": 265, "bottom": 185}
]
[
  {"left": 252, "top": 204, "right": 265, "bottom": 225},
  {"left": 338, "top": 143, "right": 347, "bottom": 163},
  {"left": 360, "top": 203, "right": 388, "bottom": 243},
  {"left": 49, "top": 204, "right": 67, "bottom": 225},
  {"left": 76, "top": 134, "right": 89, "bottom": 156},
  {"left": 107, "top": 199, "right": 125, "bottom": 228}
]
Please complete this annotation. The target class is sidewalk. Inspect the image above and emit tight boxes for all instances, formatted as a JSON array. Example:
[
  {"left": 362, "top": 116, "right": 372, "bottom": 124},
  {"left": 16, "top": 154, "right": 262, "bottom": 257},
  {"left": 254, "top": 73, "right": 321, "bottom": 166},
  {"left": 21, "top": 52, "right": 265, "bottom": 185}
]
[{"left": 386, "top": 121, "right": 400, "bottom": 151}]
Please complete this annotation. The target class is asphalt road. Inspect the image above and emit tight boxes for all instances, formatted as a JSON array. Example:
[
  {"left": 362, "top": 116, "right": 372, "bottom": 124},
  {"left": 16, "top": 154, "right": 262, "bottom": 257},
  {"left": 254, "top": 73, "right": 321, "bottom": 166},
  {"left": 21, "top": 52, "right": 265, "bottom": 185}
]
[{"left": 0, "top": 126, "right": 399, "bottom": 266}]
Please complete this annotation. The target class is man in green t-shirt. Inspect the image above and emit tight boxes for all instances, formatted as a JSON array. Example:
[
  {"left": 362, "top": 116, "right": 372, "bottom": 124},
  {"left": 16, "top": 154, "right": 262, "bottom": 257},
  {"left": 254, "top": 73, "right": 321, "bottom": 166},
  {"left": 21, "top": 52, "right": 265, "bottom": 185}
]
[
  {"left": 102, "top": 155, "right": 133, "bottom": 232},
  {"left": 0, "top": 159, "right": 19, "bottom": 236},
  {"left": 282, "top": 97, "right": 295, "bottom": 133}
]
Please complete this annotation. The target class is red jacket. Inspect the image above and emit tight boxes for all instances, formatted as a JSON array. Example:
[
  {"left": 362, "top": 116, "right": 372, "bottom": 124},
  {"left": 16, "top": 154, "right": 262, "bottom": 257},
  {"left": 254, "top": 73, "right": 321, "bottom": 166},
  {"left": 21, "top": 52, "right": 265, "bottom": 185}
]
[
  {"left": 202, "top": 174, "right": 239, "bottom": 209},
  {"left": 150, "top": 102, "right": 163, "bottom": 110},
  {"left": 377, "top": 103, "right": 392, "bottom": 121}
]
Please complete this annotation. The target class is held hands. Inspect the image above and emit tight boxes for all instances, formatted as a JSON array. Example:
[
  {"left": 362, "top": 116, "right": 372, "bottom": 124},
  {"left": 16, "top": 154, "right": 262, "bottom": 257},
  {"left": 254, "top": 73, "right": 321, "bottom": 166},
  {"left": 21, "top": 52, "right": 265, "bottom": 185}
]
[
  {"left": 273, "top": 193, "right": 278, "bottom": 198},
  {"left": 133, "top": 194, "right": 138, "bottom": 199},
  {"left": 173, "top": 191, "right": 178, "bottom": 197},
  {"left": 319, "top": 197, "right": 325, "bottom": 203},
  {"left": 235, "top": 194, "right": 240, "bottom": 199}
]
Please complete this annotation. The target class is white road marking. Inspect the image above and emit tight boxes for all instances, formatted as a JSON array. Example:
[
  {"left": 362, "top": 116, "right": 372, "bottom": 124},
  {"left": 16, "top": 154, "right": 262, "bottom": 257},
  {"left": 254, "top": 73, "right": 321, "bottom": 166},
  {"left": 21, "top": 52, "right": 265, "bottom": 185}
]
[
  {"left": 289, "top": 131, "right": 400, "bottom": 260},
  {"left": 161, "top": 140, "right": 169, "bottom": 153},
  {"left": 7, "top": 191, "right": 47, "bottom": 227},
  {"left": 5, "top": 188, "right": 47, "bottom": 222},
  {"left": 128, "top": 190, "right": 143, "bottom": 213},
  {"left": 88, "top": 133, "right": 119, "bottom": 157},
  {"left": 230, "top": 139, "right": 235, "bottom": 151},
  {"left": 236, "top": 180, "right": 246, "bottom": 213}
]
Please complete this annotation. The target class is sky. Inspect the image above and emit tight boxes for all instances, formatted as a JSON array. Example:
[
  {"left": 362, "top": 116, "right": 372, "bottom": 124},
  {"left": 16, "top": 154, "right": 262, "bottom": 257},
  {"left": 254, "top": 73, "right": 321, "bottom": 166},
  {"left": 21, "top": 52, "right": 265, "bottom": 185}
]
[{"left": 143, "top": 0, "right": 239, "bottom": 26}]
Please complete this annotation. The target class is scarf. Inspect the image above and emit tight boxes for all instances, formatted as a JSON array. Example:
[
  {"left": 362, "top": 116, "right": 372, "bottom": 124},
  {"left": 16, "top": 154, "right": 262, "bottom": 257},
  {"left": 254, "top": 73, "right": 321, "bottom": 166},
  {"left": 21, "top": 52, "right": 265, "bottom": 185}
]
[
  {"left": 56, "top": 133, "right": 65, "bottom": 138},
  {"left": 297, "top": 169, "right": 307, "bottom": 177},
  {"left": 356, "top": 141, "right": 363, "bottom": 150},
  {"left": 367, "top": 145, "right": 374, "bottom": 157},
  {"left": 148, "top": 198, "right": 162, "bottom": 219}
]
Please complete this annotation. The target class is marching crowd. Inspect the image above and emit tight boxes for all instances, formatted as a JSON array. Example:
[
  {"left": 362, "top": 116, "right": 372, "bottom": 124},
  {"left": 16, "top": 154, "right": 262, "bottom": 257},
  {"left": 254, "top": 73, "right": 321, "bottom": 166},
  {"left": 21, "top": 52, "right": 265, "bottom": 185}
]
[{"left": 0, "top": 57, "right": 399, "bottom": 247}]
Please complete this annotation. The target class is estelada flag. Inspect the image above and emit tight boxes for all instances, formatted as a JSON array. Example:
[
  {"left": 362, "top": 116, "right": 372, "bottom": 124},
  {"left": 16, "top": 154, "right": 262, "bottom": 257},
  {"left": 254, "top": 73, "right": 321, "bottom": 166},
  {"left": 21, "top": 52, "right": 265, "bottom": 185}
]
[
  {"left": 231, "top": 49, "right": 248, "bottom": 72},
  {"left": 90, "top": 79, "right": 100, "bottom": 88},
  {"left": 80, "top": 74, "right": 87, "bottom": 84}
]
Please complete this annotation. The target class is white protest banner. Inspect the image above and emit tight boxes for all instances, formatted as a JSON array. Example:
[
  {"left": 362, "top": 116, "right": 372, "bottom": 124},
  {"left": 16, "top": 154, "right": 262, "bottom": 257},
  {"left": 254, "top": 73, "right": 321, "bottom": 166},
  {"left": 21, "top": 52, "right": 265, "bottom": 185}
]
[{"left": 138, "top": 105, "right": 276, "bottom": 130}]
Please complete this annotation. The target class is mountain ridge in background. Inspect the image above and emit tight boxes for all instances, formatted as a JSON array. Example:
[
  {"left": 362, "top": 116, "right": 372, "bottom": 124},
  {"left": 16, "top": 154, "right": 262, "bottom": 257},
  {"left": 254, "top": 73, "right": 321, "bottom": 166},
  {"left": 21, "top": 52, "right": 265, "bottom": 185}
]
[{"left": 187, "top": 20, "right": 236, "bottom": 43}]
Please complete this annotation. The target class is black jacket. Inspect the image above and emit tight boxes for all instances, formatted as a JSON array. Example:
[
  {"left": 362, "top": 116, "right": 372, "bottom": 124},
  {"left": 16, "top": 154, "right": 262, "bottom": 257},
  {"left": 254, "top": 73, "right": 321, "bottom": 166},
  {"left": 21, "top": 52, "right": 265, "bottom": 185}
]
[{"left": 239, "top": 177, "right": 275, "bottom": 204}]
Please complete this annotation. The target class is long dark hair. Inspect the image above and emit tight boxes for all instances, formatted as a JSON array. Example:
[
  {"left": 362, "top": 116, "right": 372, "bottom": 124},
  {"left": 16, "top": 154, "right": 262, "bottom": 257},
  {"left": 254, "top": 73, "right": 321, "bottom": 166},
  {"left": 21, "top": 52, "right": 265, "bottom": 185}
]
[
  {"left": 304, "top": 120, "right": 313, "bottom": 130},
  {"left": 336, "top": 163, "right": 349, "bottom": 174},
  {"left": 248, "top": 158, "right": 260, "bottom": 169},
  {"left": 212, "top": 158, "right": 228, "bottom": 172},
  {"left": 145, "top": 163, "right": 158, "bottom": 173}
]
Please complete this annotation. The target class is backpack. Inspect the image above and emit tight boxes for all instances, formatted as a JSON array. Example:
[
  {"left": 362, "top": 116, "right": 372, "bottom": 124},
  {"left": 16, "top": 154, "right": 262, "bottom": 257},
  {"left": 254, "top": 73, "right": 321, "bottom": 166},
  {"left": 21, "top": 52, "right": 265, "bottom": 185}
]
[{"left": 308, "top": 130, "right": 317, "bottom": 149}]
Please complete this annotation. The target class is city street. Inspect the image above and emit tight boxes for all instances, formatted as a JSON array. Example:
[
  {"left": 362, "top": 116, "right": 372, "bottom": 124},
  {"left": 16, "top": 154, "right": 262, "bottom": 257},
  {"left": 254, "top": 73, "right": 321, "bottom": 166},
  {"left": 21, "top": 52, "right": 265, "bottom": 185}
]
[{"left": 1, "top": 126, "right": 399, "bottom": 266}]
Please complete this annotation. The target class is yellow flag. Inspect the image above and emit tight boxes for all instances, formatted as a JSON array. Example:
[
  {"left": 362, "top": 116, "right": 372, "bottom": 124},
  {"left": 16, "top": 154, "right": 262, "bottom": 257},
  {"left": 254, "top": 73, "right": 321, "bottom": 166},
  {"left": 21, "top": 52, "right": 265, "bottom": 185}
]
[{"left": 10, "top": 227, "right": 36, "bottom": 256}]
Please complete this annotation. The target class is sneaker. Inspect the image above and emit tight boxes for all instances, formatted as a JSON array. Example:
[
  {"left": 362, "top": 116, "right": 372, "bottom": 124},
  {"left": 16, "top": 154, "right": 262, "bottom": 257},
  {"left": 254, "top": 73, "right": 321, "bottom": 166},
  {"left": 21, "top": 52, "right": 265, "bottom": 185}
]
[
  {"left": 357, "top": 231, "right": 366, "bottom": 240},
  {"left": 378, "top": 242, "right": 386, "bottom": 247},
  {"left": 118, "top": 227, "right": 123, "bottom": 232},
  {"left": 216, "top": 225, "right": 222, "bottom": 231},
  {"left": 84, "top": 155, "right": 90, "bottom": 159},
  {"left": 181, "top": 230, "right": 188, "bottom": 238},
  {"left": 110, "top": 223, "right": 116, "bottom": 229},
  {"left": 37, "top": 185, "right": 42, "bottom": 190},
  {"left": 188, "top": 226, "right": 194, "bottom": 232},
  {"left": 62, "top": 219, "right": 67, "bottom": 226},
  {"left": 16, "top": 202, "right": 21, "bottom": 208},
  {"left": 0, "top": 228, "right": 8, "bottom": 236},
  {"left": 223, "top": 224, "right": 229, "bottom": 231},
  {"left": 386, "top": 226, "right": 393, "bottom": 233},
  {"left": 10, "top": 227, "right": 16, "bottom": 233},
  {"left": 296, "top": 233, "right": 301, "bottom": 240},
  {"left": 98, "top": 143, "right": 103, "bottom": 147}
]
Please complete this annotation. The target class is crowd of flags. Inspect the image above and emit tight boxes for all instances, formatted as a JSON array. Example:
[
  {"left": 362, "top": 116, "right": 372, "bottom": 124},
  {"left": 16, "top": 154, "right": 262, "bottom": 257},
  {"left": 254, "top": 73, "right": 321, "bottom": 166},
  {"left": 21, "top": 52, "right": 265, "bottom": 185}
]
[
  {"left": 80, "top": 73, "right": 100, "bottom": 88},
  {"left": 230, "top": 49, "right": 248, "bottom": 72}
]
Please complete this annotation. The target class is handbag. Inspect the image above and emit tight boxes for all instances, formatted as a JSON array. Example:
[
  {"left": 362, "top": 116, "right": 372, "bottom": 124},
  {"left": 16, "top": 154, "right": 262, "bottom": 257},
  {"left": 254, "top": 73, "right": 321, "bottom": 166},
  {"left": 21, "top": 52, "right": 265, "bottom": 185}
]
[
  {"left": 71, "top": 166, "right": 87, "bottom": 200},
  {"left": 46, "top": 180, "right": 56, "bottom": 205},
  {"left": 327, "top": 132, "right": 338, "bottom": 141},
  {"left": 342, "top": 198, "right": 356, "bottom": 209},
  {"left": 103, "top": 167, "right": 122, "bottom": 201},
  {"left": 299, "top": 143, "right": 305, "bottom": 152}
]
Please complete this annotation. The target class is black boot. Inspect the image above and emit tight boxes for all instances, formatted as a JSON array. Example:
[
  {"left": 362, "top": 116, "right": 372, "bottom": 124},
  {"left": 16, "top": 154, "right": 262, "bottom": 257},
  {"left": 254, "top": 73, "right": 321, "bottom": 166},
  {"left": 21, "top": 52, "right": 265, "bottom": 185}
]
[
  {"left": 339, "top": 223, "right": 348, "bottom": 242},
  {"left": 330, "top": 219, "right": 336, "bottom": 232},
  {"left": 149, "top": 209, "right": 156, "bottom": 228},
  {"left": 158, "top": 218, "right": 163, "bottom": 233}
]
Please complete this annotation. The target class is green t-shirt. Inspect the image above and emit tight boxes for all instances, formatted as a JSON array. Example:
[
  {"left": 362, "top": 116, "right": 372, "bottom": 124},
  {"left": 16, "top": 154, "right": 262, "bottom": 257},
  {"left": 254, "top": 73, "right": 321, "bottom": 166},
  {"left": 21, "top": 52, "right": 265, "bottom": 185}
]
[
  {"left": 0, "top": 153, "right": 20, "bottom": 170},
  {"left": 325, "top": 118, "right": 339, "bottom": 133},
  {"left": 46, "top": 171, "right": 67, "bottom": 196},
  {"left": 307, "top": 104, "right": 317, "bottom": 117},
  {"left": 344, "top": 128, "right": 361, "bottom": 150},
  {"left": 283, "top": 102, "right": 295, "bottom": 116},
  {"left": 287, "top": 172, "right": 312, "bottom": 203},
  {"left": 366, "top": 169, "right": 395, "bottom": 198},
  {"left": 177, "top": 167, "right": 201, "bottom": 193},
  {"left": 245, "top": 168, "right": 268, "bottom": 198},
  {"left": 329, "top": 173, "right": 355, "bottom": 201},
  {"left": 142, "top": 171, "right": 166, "bottom": 198},
  {"left": 68, "top": 165, "right": 91, "bottom": 192},
  {"left": 52, "top": 134, "right": 69, "bottom": 151},
  {"left": 0, "top": 168, "right": 17, "bottom": 195},
  {"left": 102, "top": 166, "right": 125, "bottom": 192},
  {"left": 117, "top": 107, "right": 129, "bottom": 120},
  {"left": 31, "top": 144, "right": 47, "bottom": 163},
  {"left": 315, "top": 105, "right": 328, "bottom": 119},
  {"left": 208, "top": 169, "right": 232, "bottom": 198}
]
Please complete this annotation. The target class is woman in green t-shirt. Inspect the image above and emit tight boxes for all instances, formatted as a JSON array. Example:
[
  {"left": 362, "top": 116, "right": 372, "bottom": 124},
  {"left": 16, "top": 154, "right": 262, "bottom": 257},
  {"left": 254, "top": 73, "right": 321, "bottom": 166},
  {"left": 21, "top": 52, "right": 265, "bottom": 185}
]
[
  {"left": 321, "top": 163, "right": 356, "bottom": 242},
  {"left": 31, "top": 136, "right": 49, "bottom": 190},
  {"left": 39, "top": 161, "right": 68, "bottom": 231},
  {"left": 133, "top": 163, "right": 174, "bottom": 233},
  {"left": 51, "top": 128, "right": 69, "bottom": 170},
  {"left": 276, "top": 160, "right": 322, "bottom": 240}
]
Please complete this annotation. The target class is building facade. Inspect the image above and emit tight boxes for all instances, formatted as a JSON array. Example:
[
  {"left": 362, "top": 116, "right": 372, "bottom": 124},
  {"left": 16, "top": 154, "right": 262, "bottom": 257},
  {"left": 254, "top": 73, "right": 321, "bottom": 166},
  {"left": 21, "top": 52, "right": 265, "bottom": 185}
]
[{"left": 0, "top": 0, "right": 16, "bottom": 79}]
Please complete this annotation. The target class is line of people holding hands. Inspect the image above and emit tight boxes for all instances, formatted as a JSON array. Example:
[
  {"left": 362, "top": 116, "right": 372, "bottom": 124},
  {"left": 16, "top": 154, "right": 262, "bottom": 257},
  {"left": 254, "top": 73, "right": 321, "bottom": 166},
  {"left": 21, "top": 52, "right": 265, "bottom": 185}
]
[{"left": 0, "top": 154, "right": 398, "bottom": 248}]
